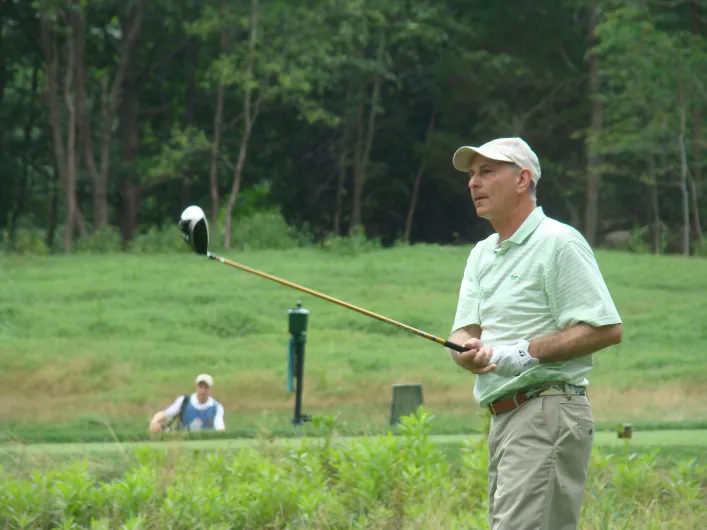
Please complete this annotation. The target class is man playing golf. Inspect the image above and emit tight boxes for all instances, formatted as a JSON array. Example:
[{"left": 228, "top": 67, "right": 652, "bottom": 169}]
[
  {"left": 448, "top": 137, "right": 622, "bottom": 530},
  {"left": 149, "top": 374, "right": 226, "bottom": 432}
]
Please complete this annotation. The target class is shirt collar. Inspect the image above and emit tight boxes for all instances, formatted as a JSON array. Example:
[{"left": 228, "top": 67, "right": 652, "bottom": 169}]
[
  {"left": 493, "top": 206, "right": 546, "bottom": 252},
  {"left": 191, "top": 394, "right": 214, "bottom": 407}
]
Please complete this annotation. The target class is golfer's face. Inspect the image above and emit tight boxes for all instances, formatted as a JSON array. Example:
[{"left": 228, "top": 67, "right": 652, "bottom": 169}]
[
  {"left": 467, "top": 156, "right": 518, "bottom": 219},
  {"left": 196, "top": 382, "right": 211, "bottom": 400}
]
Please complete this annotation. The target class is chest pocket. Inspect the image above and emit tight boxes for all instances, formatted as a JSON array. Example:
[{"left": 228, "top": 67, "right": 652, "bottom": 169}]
[{"left": 477, "top": 252, "right": 548, "bottom": 316}]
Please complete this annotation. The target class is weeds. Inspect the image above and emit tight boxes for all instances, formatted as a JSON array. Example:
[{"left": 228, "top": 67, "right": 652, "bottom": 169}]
[{"left": 0, "top": 408, "right": 704, "bottom": 529}]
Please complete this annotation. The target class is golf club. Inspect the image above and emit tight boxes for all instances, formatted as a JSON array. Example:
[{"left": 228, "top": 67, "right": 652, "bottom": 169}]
[{"left": 178, "top": 205, "right": 468, "bottom": 353}]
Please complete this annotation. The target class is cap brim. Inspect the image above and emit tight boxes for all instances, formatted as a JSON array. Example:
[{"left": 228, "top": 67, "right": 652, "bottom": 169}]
[{"left": 452, "top": 146, "right": 515, "bottom": 172}]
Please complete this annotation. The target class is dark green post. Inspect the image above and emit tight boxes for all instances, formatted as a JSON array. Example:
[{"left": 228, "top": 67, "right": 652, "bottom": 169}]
[
  {"left": 390, "top": 384, "right": 424, "bottom": 426},
  {"left": 288, "top": 301, "right": 311, "bottom": 425}
]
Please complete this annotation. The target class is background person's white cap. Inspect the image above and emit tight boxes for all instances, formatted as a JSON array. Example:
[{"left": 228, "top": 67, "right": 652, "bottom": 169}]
[
  {"left": 452, "top": 137, "right": 542, "bottom": 185},
  {"left": 195, "top": 373, "right": 213, "bottom": 387}
]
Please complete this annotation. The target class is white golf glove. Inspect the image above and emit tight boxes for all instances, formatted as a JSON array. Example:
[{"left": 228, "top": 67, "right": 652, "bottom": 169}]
[{"left": 489, "top": 340, "right": 539, "bottom": 378}]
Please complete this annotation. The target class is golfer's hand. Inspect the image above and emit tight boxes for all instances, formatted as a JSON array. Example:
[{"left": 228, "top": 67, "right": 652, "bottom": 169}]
[
  {"left": 488, "top": 340, "right": 539, "bottom": 378},
  {"left": 452, "top": 338, "right": 497, "bottom": 375}
]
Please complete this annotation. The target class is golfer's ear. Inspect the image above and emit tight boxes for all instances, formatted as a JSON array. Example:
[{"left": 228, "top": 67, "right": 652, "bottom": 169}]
[{"left": 517, "top": 168, "right": 532, "bottom": 192}]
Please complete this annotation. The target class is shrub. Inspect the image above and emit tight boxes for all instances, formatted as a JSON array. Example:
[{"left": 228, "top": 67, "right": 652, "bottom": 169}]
[
  {"left": 129, "top": 225, "right": 192, "bottom": 254},
  {"left": 2, "top": 228, "right": 50, "bottom": 255},
  {"left": 75, "top": 226, "right": 123, "bottom": 253},
  {"left": 320, "top": 225, "right": 382, "bottom": 256},
  {"left": 226, "top": 210, "right": 313, "bottom": 251},
  {"left": 0, "top": 408, "right": 705, "bottom": 529}
]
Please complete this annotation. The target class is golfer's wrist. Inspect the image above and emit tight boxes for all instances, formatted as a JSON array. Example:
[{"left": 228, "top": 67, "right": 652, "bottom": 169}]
[{"left": 527, "top": 339, "right": 543, "bottom": 362}]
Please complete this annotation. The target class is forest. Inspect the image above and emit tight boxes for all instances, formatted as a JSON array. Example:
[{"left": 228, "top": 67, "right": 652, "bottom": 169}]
[{"left": 1, "top": 0, "right": 705, "bottom": 255}]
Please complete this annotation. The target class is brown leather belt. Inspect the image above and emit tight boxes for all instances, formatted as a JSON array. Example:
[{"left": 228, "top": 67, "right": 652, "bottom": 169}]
[{"left": 488, "top": 383, "right": 587, "bottom": 416}]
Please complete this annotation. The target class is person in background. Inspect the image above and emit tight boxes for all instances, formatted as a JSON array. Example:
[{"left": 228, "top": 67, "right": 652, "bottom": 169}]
[{"left": 149, "top": 373, "right": 225, "bottom": 432}]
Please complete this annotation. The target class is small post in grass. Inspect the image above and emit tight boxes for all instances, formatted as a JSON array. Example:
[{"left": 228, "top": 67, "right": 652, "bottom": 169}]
[
  {"left": 390, "top": 383, "right": 424, "bottom": 426},
  {"left": 288, "top": 300, "right": 311, "bottom": 426}
]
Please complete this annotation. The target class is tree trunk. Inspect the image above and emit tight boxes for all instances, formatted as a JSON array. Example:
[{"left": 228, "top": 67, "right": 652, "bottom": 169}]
[
  {"left": 691, "top": 98, "right": 703, "bottom": 248},
  {"left": 333, "top": 80, "right": 354, "bottom": 235},
  {"left": 8, "top": 57, "right": 40, "bottom": 246},
  {"left": 40, "top": 8, "right": 73, "bottom": 251},
  {"left": 209, "top": 80, "right": 226, "bottom": 232},
  {"left": 63, "top": 27, "right": 78, "bottom": 251},
  {"left": 209, "top": 22, "right": 228, "bottom": 232},
  {"left": 647, "top": 155, "right": 661, "bottom": 254},
  {"left": 404, "top": 97, "right": 438, "bottom": 244},
  {"left": 350, "top": 31, "right": 385, "bottom": 233},
  {"left": 75, "top": 207, "right": 89, "bottom": 238},
  {"left": 71, "top": 9, "right": 104, "bottom": 231},
  {"left": 77, "top": 0, "right": 143, "bottom": 231},
  {"left": 333, "top": 123, "right": 350, "bottom": 235},
  {"left": 46, "top": 167, "right": 59, "bottom": 250},
  {"left": 182, "top": 36, "right": 199, "bottom": 205},
  {"left": 223, "top": 0, "right": 258, "bottom": 249},
  {"left": 118, "top": 71, "right": 141, "bottom": 246},
  {"left": 584, "top": 0, "right": 603, "bottom": 247},
  {"left": 678, "top": 97, "right": 690, "bottom": 257},
  {"left": 350, "top": 97, "right": 364, "bottom": 233},
  {"left": 688, "top": 171, "right": 702, "bottom": 250}
]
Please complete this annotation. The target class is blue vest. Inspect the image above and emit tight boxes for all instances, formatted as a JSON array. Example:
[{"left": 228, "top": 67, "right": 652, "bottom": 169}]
[{"left": 181, "top": 395, "right": 219, "bottom": 431}]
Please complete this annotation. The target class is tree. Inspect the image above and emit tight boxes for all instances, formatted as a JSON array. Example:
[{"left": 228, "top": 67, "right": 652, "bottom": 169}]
[
  {"left": 39, "top": 0, "right": 84, "bottom": 251},
  {"left": 190, "top": 0, "right": 339, "bottom": 248},
  {"left": 592, "top": 1, "right": 707, "bottom": 255},
  {"left": 77, "top": 0, "right": 145, "bottom": 230}
]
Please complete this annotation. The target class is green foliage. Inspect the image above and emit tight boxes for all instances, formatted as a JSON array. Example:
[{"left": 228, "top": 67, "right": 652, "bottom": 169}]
[
  {"left": 129, "top": 225, "right": 193, "bottom": 254},
  {"left": 145, "top": 126, "right": 211, "bottom": 185},
  {"left": 1, "top": 229, "right": 50, "bottom": 255},
  {"left": 75, "top": 227, "right": 123, "bottom": 254},
  {"left": 3, "top": 0, "right": 707, "bottom": 257},
  {"left": 226, "top": 210, "right": 314, "bottom": 251},
  {"left": 319, "top": 225, "right": 382, "bottom": 255},
  {"left": 0, "top": 410, "right": 705, "bottom": 528}
]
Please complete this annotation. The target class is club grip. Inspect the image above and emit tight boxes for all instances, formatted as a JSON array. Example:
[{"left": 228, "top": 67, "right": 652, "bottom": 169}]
[{"left": 443, "top": 340, "right": 467, "bottom": 353}]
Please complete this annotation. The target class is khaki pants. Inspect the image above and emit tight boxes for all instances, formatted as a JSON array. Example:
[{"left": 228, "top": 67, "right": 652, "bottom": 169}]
[{"left": 487, "top": 393, "right": 594, "bottom": 530}]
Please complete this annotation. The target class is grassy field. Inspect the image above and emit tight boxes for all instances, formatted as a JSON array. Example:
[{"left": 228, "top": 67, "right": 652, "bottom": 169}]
[
  {"left": 3, "top": 429, "right": 706, "bottom": 459},
  {"left": 2, "top": 244, "right": 707, "bottom": 442}
]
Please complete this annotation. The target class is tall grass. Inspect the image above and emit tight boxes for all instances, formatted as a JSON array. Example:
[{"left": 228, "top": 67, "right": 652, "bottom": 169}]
[{"left": 0, "top": 410, "right": 704, "bottom": 529}]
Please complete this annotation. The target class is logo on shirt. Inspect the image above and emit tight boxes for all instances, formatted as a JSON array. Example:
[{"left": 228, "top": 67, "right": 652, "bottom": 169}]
[{"left": 509, "top": 272, "right": 519, "bottom": 281}]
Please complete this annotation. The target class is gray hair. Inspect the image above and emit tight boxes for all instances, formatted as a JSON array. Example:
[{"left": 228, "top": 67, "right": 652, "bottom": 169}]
[{"left": 509, "top": 163, "right": 536, "bottom": 199}]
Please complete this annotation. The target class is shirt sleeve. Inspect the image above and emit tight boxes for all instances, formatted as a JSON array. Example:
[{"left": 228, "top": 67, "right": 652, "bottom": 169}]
[
  {"left": 451, "top": 245, "right": 482, "bottom": 332},
  {"left": 162, "top": 396, "right": 185, "bottom": 421},
  {"left": 213, "top": 403, "right": 225, "bottom": 430},
  {"left": 545, "top": 240, "right": 622, "bottom": 329}
]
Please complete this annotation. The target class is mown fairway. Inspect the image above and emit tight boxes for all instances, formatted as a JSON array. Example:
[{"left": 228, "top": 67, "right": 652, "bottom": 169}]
[{"left": 2, "top": 245, "right": 707, "bottom": 441}]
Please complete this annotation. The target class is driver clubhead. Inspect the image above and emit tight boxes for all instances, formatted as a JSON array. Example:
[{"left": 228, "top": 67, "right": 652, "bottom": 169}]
[{"left": 179, "top": 205, "right": 209, "bottom": 255}]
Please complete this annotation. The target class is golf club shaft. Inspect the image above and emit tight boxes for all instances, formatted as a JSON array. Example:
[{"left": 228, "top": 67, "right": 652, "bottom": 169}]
[{"left": 206, "top": 251, "right": 467, "bottom": 353}]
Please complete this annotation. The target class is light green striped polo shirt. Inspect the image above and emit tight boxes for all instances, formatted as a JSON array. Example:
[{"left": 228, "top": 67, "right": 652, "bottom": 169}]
[{"left": 452, "top": 206, "right": 622, "bottom": 408}]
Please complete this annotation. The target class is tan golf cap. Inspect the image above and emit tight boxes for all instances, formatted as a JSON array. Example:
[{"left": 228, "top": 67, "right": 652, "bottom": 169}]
[
  {"left": 452, "top": 137, "right": 542, "bottom": 185},
  {"left": 195, "top": 373, "right": 214, "bottom": 387}
]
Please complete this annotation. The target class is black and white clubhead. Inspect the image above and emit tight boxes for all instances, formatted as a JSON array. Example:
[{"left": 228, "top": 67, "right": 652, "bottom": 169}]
[{"left": 179, "top": 205, "right": 209, "bottom": 256}]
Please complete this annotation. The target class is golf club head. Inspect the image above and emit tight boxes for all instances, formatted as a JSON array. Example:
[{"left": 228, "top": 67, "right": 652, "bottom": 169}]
[{"left": 179, "top": 205, "right": 209, "bottom": 255}]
